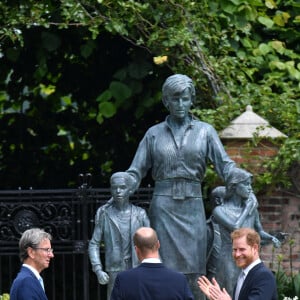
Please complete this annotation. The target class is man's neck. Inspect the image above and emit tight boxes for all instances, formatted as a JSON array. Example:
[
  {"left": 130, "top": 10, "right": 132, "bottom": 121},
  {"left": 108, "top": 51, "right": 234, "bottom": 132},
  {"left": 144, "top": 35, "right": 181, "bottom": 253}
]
[
  {"left": 141, "top": 257, "right": 161, "bottom": 263},
  {"left": 23, "top": 263, "right": 40, "bottom": 277}
]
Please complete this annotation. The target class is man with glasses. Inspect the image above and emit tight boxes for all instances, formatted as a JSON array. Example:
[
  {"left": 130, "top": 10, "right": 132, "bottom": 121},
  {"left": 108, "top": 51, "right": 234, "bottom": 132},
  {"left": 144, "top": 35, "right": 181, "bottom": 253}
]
[{"left": 10, "top": 228, "right": 54, "bottom": 300}]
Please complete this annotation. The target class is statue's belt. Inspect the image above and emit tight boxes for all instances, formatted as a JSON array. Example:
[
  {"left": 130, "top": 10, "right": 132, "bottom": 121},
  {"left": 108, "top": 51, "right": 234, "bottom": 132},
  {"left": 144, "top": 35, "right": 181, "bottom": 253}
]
[{"left": 154, "top": 179, "right": 202, "bottom": 200}]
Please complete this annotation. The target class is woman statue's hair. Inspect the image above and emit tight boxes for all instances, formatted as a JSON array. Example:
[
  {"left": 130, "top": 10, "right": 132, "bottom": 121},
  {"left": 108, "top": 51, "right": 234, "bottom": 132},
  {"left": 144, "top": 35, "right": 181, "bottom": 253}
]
[{"left": 162, "top": 74, "right": 196, "bottom": 108}]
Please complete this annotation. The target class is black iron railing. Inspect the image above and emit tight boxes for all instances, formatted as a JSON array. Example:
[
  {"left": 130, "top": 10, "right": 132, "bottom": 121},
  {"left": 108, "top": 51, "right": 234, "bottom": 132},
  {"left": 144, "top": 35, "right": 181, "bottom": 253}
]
[{"left": 0, "top": 185, "right": 153, "bottom": 299}]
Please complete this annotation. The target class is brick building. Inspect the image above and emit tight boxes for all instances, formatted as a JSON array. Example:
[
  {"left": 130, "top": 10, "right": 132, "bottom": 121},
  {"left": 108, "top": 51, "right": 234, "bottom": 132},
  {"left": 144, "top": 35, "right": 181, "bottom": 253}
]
[{"left": 219, "top": 105, "right": 300, "bottom": 272}]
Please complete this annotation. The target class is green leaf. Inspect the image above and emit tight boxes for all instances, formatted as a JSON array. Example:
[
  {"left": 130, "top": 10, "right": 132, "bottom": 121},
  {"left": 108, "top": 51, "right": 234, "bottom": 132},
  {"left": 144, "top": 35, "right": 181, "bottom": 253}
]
[
  {"left": 96, "top": 90, "right": 112, "bottom": 103},
  {"left": 258, "top": 16, "right": 274, "bottom": 28},
  {"left": 39, "top": 84, "right": 56, "bottom": 98},
  {"left": 82, "top": 152, "right": 89, "bottom": 160},
  {"left": 96, "top": 113, "right": 104, "bottom": 124},
  {"left": 61, "top": 95, "right": 72, "bottom": 106},
  {"left": 258, "top": 43, "right": 271, "bottom": 55},
  {"left": 0, "top": 91, "right": 9, "bottom": 102},
  {"left": 265, "top": 0, "right": 276, "bottom": 9},
  {"left": 34, "top": 60, "right": 48, "bottom": 80},
  {"left": 222, "top": 3, "right": 237, "bottom": 14},
  {"left": 109, "top": 81, "right": 132, "bottom": 102},
  {"left": 273, "top": 11, "right": 290, "bottom": 27},
  {"left": 269, "top": 61, "right": 286, "bottom": 70},
  {"left": 241, "top": 37, "right": 252, "bottom": 48},
  {"left": 98, "top": 101, "right": 116, "bottom": 118},
  {"left": 269, "top": 41, "right": 285, "bottom": 54},
  {"left": 57, "top": 128, "right": 68, "bottom": 136}
]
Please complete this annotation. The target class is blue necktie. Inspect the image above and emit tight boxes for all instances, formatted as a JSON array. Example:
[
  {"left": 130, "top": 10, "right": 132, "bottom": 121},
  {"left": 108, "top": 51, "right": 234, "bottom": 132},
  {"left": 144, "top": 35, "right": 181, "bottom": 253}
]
[{"left": 39, "top": 277, "right": 45, "bottom": 291}]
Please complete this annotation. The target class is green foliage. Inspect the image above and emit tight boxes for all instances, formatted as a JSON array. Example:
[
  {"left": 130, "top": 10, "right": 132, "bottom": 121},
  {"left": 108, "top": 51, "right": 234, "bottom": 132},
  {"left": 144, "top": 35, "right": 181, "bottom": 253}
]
[
  {"left": 0, "top": 0, "right": 299, "bottom": 189},
  {"left": 275, "top": 239, "right": 300, "bottom": 299},
  {"left": 0, "top": 294, "right": 9, "bottom": 300}
]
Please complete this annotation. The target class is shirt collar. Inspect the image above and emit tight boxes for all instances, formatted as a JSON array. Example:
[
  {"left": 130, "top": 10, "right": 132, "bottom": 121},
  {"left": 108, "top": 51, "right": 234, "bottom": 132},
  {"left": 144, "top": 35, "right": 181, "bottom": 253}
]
[
  {"left": 165, "top": 115, "right": 195, "bottom": 128},
  {"left": 23, "top": 264, "right": 40, "bottom": 280},
  {"left": 141, "top": 258, "right": 161, "bottom": 263},
  {"left": 242, "top": 258, "right": 261, "bottom": 277}
]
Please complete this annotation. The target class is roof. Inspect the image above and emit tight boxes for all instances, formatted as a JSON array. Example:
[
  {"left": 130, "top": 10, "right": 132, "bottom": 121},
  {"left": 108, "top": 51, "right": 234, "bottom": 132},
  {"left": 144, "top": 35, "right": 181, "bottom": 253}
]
[{"left": 219, "top": 105, "right": 287, "bottom": 139}]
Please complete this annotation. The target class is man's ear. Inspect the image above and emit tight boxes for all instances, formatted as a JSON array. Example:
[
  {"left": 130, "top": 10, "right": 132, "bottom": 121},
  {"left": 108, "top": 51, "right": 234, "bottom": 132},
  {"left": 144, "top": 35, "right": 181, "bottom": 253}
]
[
  {"left": 135, "top": 245, "right": 142, "bottom": 260},
  {"left": 253, "top": 243, "right": 259, "bottom": 254},
  {"left": 157, "top": 240, "right": 160, "bottom": 250},
  {"left": 134, "top": 245, "right": 139, "bottom": 254},
  {"left": 27, "top": 247, "right": 35, "bottom": 259}
]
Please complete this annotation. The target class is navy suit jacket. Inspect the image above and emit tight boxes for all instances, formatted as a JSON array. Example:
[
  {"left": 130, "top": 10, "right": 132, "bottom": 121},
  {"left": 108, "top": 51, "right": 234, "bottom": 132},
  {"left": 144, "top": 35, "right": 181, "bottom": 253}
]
[
  {"left": 233, "top": 262, "right": 277, "bottom": 300},
  {"left": 110, "top": 262, "right": 194, "bottom": 300},
  {"left": 10, "top": 266, "right": 48, "bottom": 300}
]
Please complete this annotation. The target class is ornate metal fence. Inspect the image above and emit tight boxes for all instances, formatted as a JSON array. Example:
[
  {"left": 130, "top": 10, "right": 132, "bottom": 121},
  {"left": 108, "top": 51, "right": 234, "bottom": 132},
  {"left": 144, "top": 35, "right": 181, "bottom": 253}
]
[{"left": 0, "top": 182, "right": 152, "bottom": 299}]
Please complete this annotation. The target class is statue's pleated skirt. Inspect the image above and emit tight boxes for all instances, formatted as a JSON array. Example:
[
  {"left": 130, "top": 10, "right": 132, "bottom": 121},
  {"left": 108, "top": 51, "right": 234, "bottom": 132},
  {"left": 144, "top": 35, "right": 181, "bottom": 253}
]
[{"left": 149, "top": 194, "right": 206, "bottom": 274}]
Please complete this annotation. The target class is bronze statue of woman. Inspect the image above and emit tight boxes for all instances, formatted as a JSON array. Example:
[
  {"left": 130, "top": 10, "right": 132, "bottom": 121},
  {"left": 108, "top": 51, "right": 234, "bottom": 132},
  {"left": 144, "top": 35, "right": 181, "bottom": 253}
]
[{"left": 126, "top": 74, "right": 236, "bottom": 299}]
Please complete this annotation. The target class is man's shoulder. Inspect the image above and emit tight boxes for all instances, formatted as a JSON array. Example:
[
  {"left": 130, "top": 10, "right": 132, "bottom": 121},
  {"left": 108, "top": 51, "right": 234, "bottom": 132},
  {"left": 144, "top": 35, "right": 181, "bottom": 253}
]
[
  {"left": 248, "top": 262, "right": 275, "bottom": 279},
  {"left": 161, "top": 265, "right": 187, "bottom": 278},
  {"left": 252, "top": 262, "right": 271, "bottom": 272},
  {"left": 115, "top": 264, "right": 143, "bottom": 279},
  {"left": 18, "top": 266, "right": 35, "bottom": 278},
  {"left": 137, "top": 263, "right": 186, "bottom": 278},
  {"left": 117, "top": 263, "right": 176, "bottom": 279},
  {"left": 243, "top": 262, "right": 277, "bottom": 298},
  {"left": 11, "top": 268, "right": 38, "bottom": 289}
]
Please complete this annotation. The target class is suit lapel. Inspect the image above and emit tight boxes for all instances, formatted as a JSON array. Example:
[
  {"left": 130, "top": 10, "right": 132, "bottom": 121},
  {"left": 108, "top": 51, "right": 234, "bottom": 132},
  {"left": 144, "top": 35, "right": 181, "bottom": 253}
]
[{"left": 238, "top": 262, "right": 263, "bottom": 299}]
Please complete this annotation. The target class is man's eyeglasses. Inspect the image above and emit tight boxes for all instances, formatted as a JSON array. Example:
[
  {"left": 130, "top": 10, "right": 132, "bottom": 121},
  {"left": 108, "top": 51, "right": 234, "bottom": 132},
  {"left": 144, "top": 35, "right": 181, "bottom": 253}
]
[{"left": 33, "top": 247, "right": 54, "bottom": 254}]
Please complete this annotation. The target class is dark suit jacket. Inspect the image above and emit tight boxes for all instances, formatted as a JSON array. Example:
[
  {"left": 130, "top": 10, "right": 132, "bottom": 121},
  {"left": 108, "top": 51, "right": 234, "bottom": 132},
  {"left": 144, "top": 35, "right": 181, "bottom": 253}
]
[
  {"left": 10, "top": 266, "right": 48, "bottom": 300},
  {"left": 233, "top": 262, "right": 277, "bottom": 300},
  {"left": 110, "top": 262, "right": 194, "bottom": 300}
]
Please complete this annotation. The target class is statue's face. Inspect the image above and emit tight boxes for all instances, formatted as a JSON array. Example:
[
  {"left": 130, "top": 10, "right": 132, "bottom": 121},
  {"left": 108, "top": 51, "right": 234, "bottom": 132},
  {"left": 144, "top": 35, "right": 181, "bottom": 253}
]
[
  {"left": 236, "top": 178, "right": 252, "bottom": 200},
  {"left": 111, "top": 176, "right": 131, "bottom": 204},
  {"left": 167, "top": 88, "right": 192, "bottom": 120}
]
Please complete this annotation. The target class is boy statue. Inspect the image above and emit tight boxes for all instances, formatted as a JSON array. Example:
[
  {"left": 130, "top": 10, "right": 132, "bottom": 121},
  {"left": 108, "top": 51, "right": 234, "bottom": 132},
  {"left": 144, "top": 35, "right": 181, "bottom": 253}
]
[{"left": 88, "top": 172, "right": 150, "bottom": 299}]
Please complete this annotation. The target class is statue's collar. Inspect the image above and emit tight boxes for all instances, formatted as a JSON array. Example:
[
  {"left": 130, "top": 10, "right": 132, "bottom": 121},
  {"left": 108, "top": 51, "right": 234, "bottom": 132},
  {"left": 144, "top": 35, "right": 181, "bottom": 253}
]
[{"left": 165, "top": 114, "right": 195, "bottom": 128}]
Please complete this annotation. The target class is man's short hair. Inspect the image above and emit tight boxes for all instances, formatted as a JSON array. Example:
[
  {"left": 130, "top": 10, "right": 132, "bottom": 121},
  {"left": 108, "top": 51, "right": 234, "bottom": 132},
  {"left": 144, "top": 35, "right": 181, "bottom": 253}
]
[
  {"left": 133, "top": 227, "right": 158, "bottom": 253},
  {"left": 231, "top": 227, "right": 260, "bottom": 247},
  {"left": 19, "top": 228, "right": 52, "bottom": 262}
]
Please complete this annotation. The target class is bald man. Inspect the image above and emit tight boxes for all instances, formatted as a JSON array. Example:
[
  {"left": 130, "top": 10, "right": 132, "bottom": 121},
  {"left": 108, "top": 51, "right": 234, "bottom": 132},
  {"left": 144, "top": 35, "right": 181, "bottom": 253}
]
[{"left": 110, "top": 227, "right": 194, "bottom": 300}]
